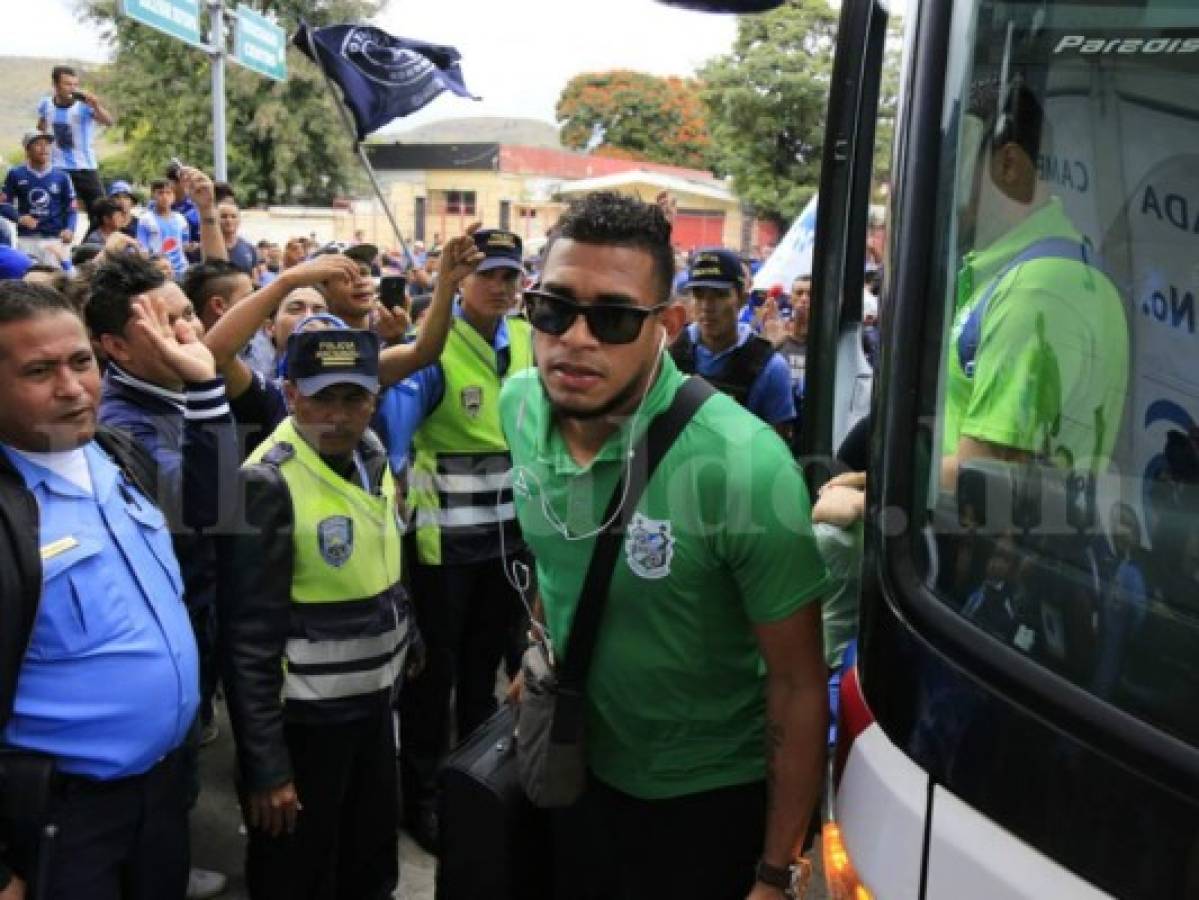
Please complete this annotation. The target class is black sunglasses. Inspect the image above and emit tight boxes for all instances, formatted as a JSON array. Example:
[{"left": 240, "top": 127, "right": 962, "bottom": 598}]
[{"left": 523, "top": 290, "right": 669, "bottom": 345}]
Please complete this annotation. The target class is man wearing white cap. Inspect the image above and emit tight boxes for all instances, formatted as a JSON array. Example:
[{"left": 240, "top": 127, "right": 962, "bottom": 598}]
[{"left": 1, "top": 132, "right": 77, "bottom": 266}]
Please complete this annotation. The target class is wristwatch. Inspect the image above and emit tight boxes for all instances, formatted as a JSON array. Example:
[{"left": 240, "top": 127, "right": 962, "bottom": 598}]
[{"left": 755, "top": 857, "right": 812, "bottom": 898}]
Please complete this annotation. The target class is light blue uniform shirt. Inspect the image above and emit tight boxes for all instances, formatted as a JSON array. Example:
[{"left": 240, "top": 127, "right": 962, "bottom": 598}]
[
  {"left": 36, "top": 97, "right": 98, "bottom": 170},
  {"left": 2, "top": 443, "right": 199, "bottom": 779},
  {"left": 687, "top": 322, "right": 796, "bottom": 426},
  {"left": 374, "top": 306, "right": 513, "bottom": 473}
]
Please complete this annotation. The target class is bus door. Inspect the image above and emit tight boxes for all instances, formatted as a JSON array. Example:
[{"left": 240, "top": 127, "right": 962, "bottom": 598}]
[{"left": 840, "top": 0, "right": 1199, "bottom": 896}]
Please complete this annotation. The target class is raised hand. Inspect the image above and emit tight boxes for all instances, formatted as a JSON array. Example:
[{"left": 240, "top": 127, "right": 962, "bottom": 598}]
[
  {"left": 437, "top": 224, "right": 485, "bottom": 289},
  {"left": 374, "top": 302, "right": 411, "bottom": 344},
  {"left": 281, "top": 254, "right": 363, "bottom": 290},
  {"left": 130, "top": 294, "right": 217, "bottom": 384},
  {"left": 181, "top": 166, "right": 216, "bottom": 212}
]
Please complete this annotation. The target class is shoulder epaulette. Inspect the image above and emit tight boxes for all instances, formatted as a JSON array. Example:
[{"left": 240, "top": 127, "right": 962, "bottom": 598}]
[{"left": 262, "top": 442, "right": 295, "bottom": 467}]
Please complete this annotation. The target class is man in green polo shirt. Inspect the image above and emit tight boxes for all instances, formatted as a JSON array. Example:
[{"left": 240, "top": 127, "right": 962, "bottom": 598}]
[
  {"left": 942, "top": 80, "right": 1128, "bottom": 486},
  {"left": 500, "top": 191, "right": 829, "bottom": 900}
]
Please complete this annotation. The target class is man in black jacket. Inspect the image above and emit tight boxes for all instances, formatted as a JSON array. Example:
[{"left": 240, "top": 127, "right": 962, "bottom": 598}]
[
  {"left": 0, "top": 280, "right": 231, "bottom": 899},
  {"left": 86, "top": 252, "right": 234, "bottom": 899},
  {"left": 219, "top": 329, "right": 418, "bottom": 899}
]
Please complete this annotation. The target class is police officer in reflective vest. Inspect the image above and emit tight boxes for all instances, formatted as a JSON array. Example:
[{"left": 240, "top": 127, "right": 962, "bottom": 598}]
[
  {"left": 670, "top": 248, "right": 797, "bottom": 441},
  {"left": 219, "top": 329, "right": 414, "bottom": 899},
  {"left": 394, "top": 229, "right": 534, "bottom": 850}
]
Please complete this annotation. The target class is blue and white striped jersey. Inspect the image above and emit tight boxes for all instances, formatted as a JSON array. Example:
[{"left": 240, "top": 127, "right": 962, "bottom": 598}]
[{"left": 36, "top": 96, "right": 98, "bottom": 170}]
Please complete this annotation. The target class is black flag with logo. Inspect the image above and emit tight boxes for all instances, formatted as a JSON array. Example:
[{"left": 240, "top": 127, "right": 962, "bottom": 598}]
[{"left": 295, "top": 22, "right": 479, "bottom": 140}]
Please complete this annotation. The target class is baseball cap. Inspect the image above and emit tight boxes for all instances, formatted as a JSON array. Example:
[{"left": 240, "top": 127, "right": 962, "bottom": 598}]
[
  {"left": 0, "top": 246, "right": 33, "bottom": 280},
  {"left": 472, "top": 229, "right": 524, "bottom": 274},
  {"left": 285, "top": 328, "right": 381, "bottom": 397},
  {"left": 319, "top": 242, "right": 377, "bottom": 267},
  {"left": 684, "top": 248, "right": 744, "bottom": 292},
  {"left": 22, "top": 131, "right": 54, "bottom": 149},
  {"left": 345, "top": 243, "right": 378, "bottom": 267},
  {"left": 108, "top": 180, "right": 134, "bottom": 198}
]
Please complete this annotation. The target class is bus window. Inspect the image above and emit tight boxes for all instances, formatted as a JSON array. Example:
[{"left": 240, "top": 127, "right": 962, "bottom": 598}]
[{"left": 916, "top": 1, "right": 1199, "bottom": 745}]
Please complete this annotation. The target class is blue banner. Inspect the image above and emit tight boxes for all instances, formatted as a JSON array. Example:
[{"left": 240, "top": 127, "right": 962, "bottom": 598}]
[{"left": 294, "top": 22, "right": 479, "bottom": 140}]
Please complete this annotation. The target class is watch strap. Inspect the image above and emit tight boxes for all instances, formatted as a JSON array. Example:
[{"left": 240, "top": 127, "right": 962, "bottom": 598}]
[{"left": 755, "top": 858, "right": 792, "bottom": 891}]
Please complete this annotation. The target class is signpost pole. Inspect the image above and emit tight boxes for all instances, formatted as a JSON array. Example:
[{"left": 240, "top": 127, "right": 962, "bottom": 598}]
[{"left": 209, "top": 0, "right": 227, "bottom": 181}]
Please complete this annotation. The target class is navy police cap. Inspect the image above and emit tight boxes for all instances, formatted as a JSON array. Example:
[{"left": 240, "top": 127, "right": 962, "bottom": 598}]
[
  {"left": 285, "top": 328, "right": 381, "bottom": 397},
  {"left": 685, "top": 248, "right": 744, "bottom": 292},
  {"left": 473, "top": 229, "right": 524, "bottom": 274}
]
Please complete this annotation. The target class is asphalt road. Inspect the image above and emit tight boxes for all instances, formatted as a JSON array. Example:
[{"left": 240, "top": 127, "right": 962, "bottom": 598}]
[{"left": 192, "top": 698, "right": 827, "bottom": 900}]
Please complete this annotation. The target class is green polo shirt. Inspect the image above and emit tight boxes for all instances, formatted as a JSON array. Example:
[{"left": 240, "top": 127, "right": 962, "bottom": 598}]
[
  {"left": 943, "top": 198, "right": 1129, "bottom": 469},
  {"left": 499, "top": 355, "right": 829, "bottom": 800}
]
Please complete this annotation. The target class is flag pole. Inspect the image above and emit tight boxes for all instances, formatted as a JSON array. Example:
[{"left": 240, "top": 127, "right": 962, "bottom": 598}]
[{"left": 304, "top": 25, "right": 416, "bottom": 269}]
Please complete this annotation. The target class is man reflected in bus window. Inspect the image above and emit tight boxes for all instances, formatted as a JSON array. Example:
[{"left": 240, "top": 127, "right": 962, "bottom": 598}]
[
  {"left": 1092, "top": 502, "right": 1150, "bottom": 698},
  {"left": 940, "top": 79, "right": 1129, "bottom": 489}
]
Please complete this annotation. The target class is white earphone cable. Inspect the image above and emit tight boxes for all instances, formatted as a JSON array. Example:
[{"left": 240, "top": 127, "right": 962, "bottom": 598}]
[{"left": 498, "top": 329, "right": 670, "bottom": 652}]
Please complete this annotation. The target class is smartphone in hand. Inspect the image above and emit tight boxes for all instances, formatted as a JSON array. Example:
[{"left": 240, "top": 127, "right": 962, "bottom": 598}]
[{"left": 379, "top": 275, "right": 408, "bottom": 311}]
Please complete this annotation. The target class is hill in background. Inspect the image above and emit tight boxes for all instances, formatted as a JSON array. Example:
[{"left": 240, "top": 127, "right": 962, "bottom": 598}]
[
  {"left": 378, "top": 116, "right": 562, "bottom": 148},
  {"left": 0, "top": 55, "right": 562, "bottom": 170}
]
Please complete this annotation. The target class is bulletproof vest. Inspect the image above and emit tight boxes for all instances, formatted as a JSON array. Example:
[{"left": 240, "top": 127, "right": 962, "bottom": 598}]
[{"left": 669, "top": 327, "right": 775, "bottom": 407}]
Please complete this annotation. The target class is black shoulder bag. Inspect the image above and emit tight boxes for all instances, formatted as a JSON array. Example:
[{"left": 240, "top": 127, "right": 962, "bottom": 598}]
[{"left": 516, "top": 376, "right": 714, "bottom": 808}]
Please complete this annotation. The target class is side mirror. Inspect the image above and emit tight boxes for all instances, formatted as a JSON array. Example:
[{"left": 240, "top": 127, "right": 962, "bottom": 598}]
[{"left": 654, "top": 0, "right": 784, "bottom": 11}]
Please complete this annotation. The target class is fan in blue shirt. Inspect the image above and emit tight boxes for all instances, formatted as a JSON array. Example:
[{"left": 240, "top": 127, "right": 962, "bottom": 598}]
[
  {"left": 137, "top": 179, "right": 191, "bottom": 276},
  {"left": 1, "top": 133, "right": 77, "bottom": 240}
]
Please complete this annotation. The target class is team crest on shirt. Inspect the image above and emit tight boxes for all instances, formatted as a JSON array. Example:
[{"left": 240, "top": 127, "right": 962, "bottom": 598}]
[
  {"left": 461, "top": 386, "right": 483, "bottom": 418},
  {"left": 624, "top": 512, "right": 674, "bottom": 580},
  {"left": 318, "top": 516, "right": 354, "bottom": 567}
]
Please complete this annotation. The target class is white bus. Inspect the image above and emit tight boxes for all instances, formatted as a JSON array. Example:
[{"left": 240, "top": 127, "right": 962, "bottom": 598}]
[{"left": 672, "top": 0, "right": 1199, "bottom": 896}]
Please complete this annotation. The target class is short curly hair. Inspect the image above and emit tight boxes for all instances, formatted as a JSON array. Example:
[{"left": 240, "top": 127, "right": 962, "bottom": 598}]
[
  {"left": 87, "top": 252, "right": 166, "bottom": 338},
  {"left": 548, "top": 191, "right": 675, "bottom": 304}
]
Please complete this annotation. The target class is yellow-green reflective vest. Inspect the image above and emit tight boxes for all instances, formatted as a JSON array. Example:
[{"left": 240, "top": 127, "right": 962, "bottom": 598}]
[
  {"left": 246, "top": 417, "right": 409, "bottom": 707},
  {"left": 409, "top": 315, "right": 533, "bottom": 565}
]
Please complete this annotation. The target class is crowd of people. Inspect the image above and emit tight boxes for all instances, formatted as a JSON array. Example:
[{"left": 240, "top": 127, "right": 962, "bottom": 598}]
[
  {"left": 0, "top": 63, "right": 866, "bottom": 900},
  {"left": 1, "top": 53, "right": 1166, "bottom": 900}
]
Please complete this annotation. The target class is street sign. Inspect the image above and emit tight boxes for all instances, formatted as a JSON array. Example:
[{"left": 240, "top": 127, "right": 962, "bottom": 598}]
[
  {"left": 233, "top": 5, "right": 288, "bottom": 82},
  {"left": 119, "top": 0, "right": 203, "bottom": 48}
]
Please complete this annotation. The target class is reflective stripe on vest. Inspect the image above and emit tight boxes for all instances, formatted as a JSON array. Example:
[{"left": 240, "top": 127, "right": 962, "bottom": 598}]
[
  {"left": 410, "top": 317, "right": 533, "bottom": 565},
  {"left": 283, "top": 618, "right": 409, "bottom": 702},
  {"left": 245, "top": 417, "right": 407, "bottom": 704}
]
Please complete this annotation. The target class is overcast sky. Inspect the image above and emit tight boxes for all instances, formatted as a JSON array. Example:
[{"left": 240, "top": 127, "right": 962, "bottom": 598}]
[{"left": 0, "top": 0, "right": 741, "bottom": 129}]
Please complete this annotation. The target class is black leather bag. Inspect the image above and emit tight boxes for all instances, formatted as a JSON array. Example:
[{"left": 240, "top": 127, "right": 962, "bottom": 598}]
[{"left": 436, "top": 706, "right": 552, "bottom": 900}]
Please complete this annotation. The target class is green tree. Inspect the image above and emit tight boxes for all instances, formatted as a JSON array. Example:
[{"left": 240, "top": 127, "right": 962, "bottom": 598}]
[
  {"left": 556, "top": 70, "right": 715, "bottom": 171},
  {"left": 699, "top": 0, "right": 839, "bottom": 225},
  {"left": 79, "top": 0, "right": 381, "bottom": 204},
  {"left": 872, "top": 17, "right": 904, "bottom": 198}
]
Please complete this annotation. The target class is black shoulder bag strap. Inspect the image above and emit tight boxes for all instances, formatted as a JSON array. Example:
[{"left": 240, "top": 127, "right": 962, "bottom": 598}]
[{"left": 558, "top": 375, "right": 716, "bottom": 691}]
